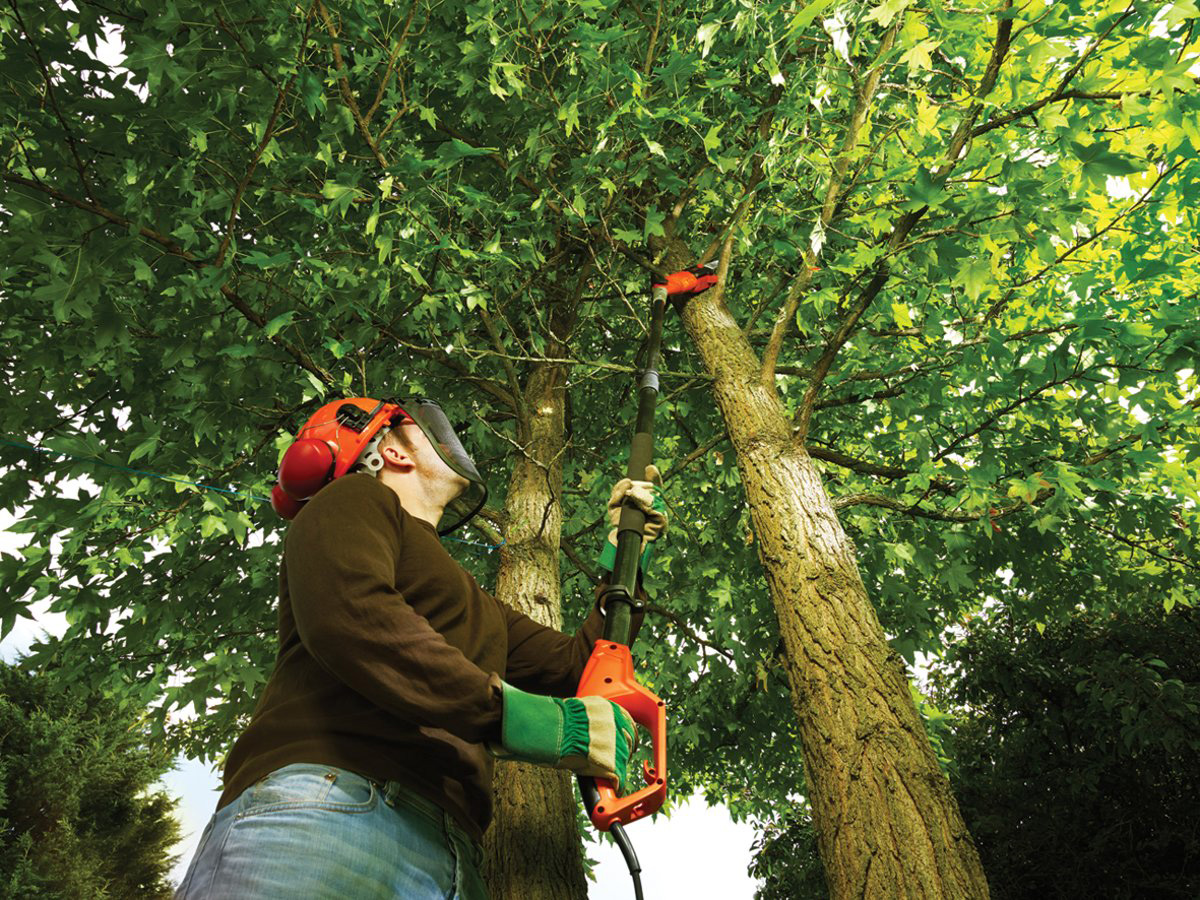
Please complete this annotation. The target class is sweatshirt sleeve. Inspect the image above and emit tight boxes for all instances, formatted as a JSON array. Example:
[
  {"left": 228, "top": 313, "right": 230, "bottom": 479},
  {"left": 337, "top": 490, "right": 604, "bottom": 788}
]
[
  {"left": 501, "top": 583, "right": 648, "bottom": 698},
  {"left": 285, "top": 477, "right": 502, "bottom": 743}
]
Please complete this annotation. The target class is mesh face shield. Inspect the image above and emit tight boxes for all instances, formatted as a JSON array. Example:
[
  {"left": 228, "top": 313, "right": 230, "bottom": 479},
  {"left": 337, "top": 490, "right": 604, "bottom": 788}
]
[{"left": 401, "top": 398, "right": 487, "bottom": 535}]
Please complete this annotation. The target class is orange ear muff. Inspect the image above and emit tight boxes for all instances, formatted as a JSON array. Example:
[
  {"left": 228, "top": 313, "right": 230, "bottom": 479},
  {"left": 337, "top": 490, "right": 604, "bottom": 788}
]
[
  {"left": 271, "top": 483, "right": 307, "bottom": 519},
  {"left": 278, "top": 438, "right": 336, "bottom": 501}
]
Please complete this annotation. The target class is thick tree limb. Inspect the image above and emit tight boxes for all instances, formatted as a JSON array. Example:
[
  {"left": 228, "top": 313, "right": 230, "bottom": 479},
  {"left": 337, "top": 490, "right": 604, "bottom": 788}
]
[
  {"left": 761, "top": 21, "right": 901, "bottom": 387},
  {"left": 792, "top": 267, "right": 893, "bottom": 442}
]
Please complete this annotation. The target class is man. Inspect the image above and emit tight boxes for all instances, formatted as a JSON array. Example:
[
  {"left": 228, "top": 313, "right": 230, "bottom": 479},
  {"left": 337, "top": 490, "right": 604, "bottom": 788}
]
[{"left": 174, "top": 397, "right": 664, "bottom": 899}]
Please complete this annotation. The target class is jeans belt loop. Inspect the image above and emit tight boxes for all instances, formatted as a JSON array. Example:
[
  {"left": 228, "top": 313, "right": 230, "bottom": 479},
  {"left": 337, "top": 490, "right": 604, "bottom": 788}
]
[{"left": 382, "top": 779, "right": 400, "bottom": 808}]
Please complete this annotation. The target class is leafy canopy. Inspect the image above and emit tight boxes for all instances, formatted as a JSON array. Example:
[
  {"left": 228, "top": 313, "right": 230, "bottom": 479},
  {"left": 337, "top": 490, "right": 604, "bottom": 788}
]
[{"left": 0, "top": 0, "right": 1196, "bottom": 830}]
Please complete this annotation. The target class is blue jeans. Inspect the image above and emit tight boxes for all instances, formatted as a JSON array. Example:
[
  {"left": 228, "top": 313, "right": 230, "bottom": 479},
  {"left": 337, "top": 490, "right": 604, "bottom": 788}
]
[{"left": 174, "top": 764, "right": 489, "bottom": 899}]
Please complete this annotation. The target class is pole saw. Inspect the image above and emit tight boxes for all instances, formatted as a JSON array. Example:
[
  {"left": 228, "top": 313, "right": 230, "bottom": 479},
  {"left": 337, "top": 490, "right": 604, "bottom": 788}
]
[{"left": 575, "top": 260, "right": 720, "bottom": 900}]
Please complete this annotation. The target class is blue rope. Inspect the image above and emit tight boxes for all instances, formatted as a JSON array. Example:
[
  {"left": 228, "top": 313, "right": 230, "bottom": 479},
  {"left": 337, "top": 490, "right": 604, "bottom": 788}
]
[{"left": 1, "top": 436, "right": 508, "bottom": 551}]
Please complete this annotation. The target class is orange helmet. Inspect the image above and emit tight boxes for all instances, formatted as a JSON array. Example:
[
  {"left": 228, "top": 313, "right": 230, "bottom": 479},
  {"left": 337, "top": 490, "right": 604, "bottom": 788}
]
[{"left": 271, "top": 397, "right": 487, "bottom": 535}]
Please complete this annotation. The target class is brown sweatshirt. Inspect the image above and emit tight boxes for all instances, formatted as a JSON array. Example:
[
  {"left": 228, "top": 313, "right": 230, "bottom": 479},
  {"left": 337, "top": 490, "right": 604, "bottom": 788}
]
[{"left": 217, "top": 472, "right": 642, "bottom": 841}]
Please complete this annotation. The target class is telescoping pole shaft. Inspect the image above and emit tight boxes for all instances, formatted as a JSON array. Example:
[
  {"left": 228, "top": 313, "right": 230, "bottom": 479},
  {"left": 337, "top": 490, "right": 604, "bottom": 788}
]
[{"left": 602, "top": 283, "right": 668, "bottom": 644}]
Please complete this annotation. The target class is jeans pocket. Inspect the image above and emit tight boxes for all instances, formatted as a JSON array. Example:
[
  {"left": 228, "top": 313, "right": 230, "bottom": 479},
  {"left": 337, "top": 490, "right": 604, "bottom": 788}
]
[{"left": 240, "top": 765, "right": 377, "bottom": 818}]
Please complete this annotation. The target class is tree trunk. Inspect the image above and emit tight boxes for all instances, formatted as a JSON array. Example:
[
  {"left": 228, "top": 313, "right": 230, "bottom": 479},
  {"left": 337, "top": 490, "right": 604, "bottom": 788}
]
[
  {"left": 678, "top": 284, "right": 990, "bottom": 899},
  {"left": 483, "top": 300, "right": 588, "bottom": 899}
]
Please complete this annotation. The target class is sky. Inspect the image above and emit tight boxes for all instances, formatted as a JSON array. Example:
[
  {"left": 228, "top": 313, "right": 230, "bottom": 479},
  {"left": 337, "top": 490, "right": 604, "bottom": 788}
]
[{"left": 0, "top": 516, "right": 762, "bottom": 898}]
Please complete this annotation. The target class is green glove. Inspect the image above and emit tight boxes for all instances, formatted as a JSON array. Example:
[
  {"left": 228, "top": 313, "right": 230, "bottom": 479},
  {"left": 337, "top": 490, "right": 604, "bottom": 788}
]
[
  {"left": 490, "top": 682, "right": 637, "bottom": 790},
  {"left": 598, "top": 465, "right": 668, "bottom": 576}
]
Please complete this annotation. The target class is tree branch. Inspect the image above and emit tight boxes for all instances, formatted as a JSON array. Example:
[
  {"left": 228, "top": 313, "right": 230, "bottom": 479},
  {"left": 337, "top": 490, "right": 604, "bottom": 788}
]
[
  {"left": 662, "top": 430, "right": 728, "bottom": 480},
  {"left": 1089, "top": 522, "right": 1199, "bottom": 573},
  {"left": 2, "top": 174, "right": 332, "bottom": 383},
  {"left": 985, "top": 162, "right": 1180, "bottom": 321},
  {"left": 315, "top": 0, "right": 391, "bottom": 170},
  {"left": 478, "top": 306, "right": 528, "bottom": 423},
  {"left": 761, "top": 20, "right": 901, "bottom": 387},
  {"left": 932, "top": 363, "right": 1094, "bottom": 463},
  {"left": 8, "top": 0, "right": 98, "bottom": 204},
  {"left": 970, "top": 90, "right": 1122, "bottom": 139},
  {"left": 644, "top": 604, "right": 736, "bottom": 662},
  {"left": 215, "top": 12, "right": 310, "bottom": 266},
  {"left": 971, "top": 3, "right": 1135, "bottom": 140},
  {"left": 790, "top": 1, "right": 1015, "bottom": 444},
  {"left": 427, "top": 119, "right": 670, "bottom": 281},
  {"left": 377, "top": 326, "right": 518, "bottom": 410},
  {"left": 831, "top": 492, "right": 985, "bottom": 522},
  {"left": 363, "top": 0, "right": 421, "bottom": 126}
]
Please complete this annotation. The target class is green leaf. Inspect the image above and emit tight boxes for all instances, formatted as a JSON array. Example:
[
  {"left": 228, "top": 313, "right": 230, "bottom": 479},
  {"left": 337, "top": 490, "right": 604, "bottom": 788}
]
[
  {"left": 955, "top": 257, "right": 991, "bottom": 301},
  {"left": 320, "top": 182, "right": 359, "bottom": 218},
  {"left": 557, "top": 101, "right": 580, "bottom": 137},
  {"left": 643, "top": 207, "right": 666, "bottom": 239},
  {"left": 786, "top": 0, "right": 837, "bottom": 38},
  {"left": 696, "top": 22, "right": 720, "bottom": 58},
  {"left": 127, "top": 435, "right": 159, "bottom": 464},
  {"left": 264, "top": 311, "right": 296, "bottom": 337},
  {"left": 901, "top": 168, "right": 947, "bottom": 209},
  {"left": 900, "top": 39, "right": 938, "bottom": 73},
  {"left": 242, "top": 250, "right": 291, "bottom": 268},
  {"left": 702, "top": 123, "right": 723, "bottom": 153},
  {"left": 127, "top": 257, "right": 154, "bottom": 286},
  {"left": 867, "top": 0, "right": 911, "bottom": 27},
  {"left": 442, "top": 138, "right": 497, "bottom": 159}
]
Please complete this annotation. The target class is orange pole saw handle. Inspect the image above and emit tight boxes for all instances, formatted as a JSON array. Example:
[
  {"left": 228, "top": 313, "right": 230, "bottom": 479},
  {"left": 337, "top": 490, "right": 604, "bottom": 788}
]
[{"left": 576, "top": 639, "right": 667, "bottom": 831}]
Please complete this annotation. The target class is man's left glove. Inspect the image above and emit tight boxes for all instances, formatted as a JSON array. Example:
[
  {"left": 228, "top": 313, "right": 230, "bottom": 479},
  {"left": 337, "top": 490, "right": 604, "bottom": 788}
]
[
  {"left": 489, "top": 682, "right": 637, "bottom": 791},
  {"left": 598, "top": 464, "right": 668, "bottom": 575}
]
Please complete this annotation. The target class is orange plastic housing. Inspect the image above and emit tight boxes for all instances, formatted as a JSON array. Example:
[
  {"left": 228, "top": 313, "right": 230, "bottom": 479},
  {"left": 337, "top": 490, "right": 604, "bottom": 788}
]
[{"left": 576, "top": 640, "right": 667, "bottom": 831}]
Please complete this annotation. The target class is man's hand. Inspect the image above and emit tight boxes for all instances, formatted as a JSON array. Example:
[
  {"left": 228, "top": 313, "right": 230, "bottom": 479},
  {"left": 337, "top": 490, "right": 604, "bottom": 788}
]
[
  {"left": 490, "top": 683, "right": 637, "bottom": 790},
  {"left": 598, "top": 465, "right": 668, "bottom": 576}
]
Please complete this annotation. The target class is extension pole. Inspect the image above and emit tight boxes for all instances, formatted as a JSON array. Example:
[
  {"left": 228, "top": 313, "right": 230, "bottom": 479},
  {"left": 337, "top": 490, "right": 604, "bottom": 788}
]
[{"left": 603, "top": 283, "right": 668, "bottom": 644}]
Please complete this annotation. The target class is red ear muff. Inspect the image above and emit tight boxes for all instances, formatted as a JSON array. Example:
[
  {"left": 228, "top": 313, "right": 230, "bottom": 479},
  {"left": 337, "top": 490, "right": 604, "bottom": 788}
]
[
  {"left": 271, "top": 483, "right": 307, "bottom": 520},
  {"left": 278, "top": 438, "right": 336, "bottom": 500}
]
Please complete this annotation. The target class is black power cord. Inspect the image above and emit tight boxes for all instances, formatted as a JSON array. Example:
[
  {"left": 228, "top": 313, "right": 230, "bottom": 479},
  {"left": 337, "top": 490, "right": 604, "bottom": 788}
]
[{"left": 610, "top": 822, "right": 644, "bottom": 900}]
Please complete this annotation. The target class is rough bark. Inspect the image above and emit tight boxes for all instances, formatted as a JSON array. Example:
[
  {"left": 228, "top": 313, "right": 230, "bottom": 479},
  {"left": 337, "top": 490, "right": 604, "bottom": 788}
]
[
  {"left": 483, "top": 289, "right": 588, "bottom": 900},
  {"left": 678, "top": 284, "right": 990, "bottom": 899}
]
